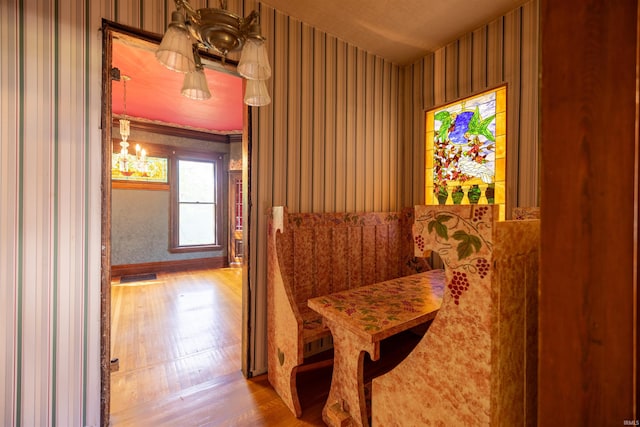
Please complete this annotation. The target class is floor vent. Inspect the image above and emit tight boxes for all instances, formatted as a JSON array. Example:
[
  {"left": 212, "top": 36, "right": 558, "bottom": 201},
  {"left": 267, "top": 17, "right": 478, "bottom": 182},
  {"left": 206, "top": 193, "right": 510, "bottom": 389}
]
[{"left": 120, "top": 273, "right": 158, "bottom": 283}]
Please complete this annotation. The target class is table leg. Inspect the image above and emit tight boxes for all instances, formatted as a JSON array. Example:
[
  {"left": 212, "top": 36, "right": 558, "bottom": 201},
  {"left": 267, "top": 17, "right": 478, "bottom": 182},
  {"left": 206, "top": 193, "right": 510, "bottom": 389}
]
[{"left": 322, "top": 318, "right": 380, "bottom": 427}]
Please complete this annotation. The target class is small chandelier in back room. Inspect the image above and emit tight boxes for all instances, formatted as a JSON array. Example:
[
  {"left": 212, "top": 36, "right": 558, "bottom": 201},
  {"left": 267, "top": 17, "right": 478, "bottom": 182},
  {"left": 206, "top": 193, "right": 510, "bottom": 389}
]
[
  {"left": 116, "top": 75, "right": 148, "bottom": 176},
  {"left": 156, "top": 0, "right": 271, "bottom": 106}
]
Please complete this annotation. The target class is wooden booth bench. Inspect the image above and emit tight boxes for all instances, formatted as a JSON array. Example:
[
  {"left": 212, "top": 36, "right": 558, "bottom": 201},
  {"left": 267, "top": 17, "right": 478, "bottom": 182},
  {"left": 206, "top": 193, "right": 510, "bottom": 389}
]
[
  {"left": 372, "top": 205, "right": 540, "bottom": 426},
  {"left": 267, "top": 206, "right": 433, "bottom": 417}
]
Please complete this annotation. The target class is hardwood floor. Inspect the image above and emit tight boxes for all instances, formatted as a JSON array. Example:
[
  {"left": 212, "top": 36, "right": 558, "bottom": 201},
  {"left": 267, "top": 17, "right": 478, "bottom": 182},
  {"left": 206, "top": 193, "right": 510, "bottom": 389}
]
[{"left": 109, "top": 268, "right": 329, "bottom": 426}]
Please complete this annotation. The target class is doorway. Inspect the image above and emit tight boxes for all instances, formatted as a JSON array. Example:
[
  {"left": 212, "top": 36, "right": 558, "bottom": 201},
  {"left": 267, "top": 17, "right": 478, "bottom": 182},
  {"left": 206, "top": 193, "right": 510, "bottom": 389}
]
[
  {"left": 228, "top": 170, "right": 244, "bottom": 267},
  {"left": 100, "top": 20, "right": 252, "bottom": 425}
]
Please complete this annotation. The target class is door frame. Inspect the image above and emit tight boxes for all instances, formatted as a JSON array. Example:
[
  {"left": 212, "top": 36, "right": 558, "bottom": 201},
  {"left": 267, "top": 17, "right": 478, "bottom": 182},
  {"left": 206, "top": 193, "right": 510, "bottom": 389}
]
[
  {"left": 228, "top": 169, "right": 244, "bottom": 267},
  {"left": 99, "top": 19, "right": 253, "bottom": 425}
]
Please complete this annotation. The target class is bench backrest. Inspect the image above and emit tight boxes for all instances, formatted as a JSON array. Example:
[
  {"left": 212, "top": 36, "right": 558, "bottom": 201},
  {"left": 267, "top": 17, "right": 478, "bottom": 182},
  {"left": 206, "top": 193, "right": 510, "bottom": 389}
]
[
  {"left": 271, "top": 206, "right": 431, "bottom": 309},
  {"left": 372, "top": 205, "right": 540, "bottom": 426},
  {"left": 513, "top": 206, "right": 540, "bottom": 220}
]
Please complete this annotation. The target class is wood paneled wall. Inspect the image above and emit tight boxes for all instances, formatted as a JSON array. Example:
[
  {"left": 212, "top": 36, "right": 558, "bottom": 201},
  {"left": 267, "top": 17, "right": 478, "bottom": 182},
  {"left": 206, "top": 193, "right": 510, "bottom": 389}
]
[
  {"left": 0, "top": 0, "right": 539, "bottom": 425},
  {"left": 539, "top": 0, "right": 638, "bottom": 423}
]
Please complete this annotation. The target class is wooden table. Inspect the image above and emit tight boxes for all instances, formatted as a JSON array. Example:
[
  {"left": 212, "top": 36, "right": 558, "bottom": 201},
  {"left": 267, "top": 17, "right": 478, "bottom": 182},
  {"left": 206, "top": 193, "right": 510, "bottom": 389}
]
[{"left": 307, "top": 269, "right": 444, "bottom": 427}]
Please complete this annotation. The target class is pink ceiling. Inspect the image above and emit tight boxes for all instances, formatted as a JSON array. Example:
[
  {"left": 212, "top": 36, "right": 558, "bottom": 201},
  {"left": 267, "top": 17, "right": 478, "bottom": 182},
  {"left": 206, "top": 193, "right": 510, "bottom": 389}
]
[{"left": 112, "top": 40, "right": 244, "bottom": 133}]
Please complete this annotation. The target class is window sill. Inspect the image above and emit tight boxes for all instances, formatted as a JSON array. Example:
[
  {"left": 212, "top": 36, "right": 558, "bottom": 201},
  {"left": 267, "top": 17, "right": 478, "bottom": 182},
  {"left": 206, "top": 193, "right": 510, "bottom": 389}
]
[{"left": 169, "top": 244, "right": 221, "bottom": 254}]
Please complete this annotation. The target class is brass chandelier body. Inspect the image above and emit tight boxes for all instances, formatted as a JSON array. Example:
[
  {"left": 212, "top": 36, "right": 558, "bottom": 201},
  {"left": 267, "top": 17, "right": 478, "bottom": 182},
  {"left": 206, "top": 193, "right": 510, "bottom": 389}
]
[
  {"left": 157, "top": 0, "right": 271, "bottom": 105},
  {"left": 178, "top": 0, "right": 262, "bottom": 57}
]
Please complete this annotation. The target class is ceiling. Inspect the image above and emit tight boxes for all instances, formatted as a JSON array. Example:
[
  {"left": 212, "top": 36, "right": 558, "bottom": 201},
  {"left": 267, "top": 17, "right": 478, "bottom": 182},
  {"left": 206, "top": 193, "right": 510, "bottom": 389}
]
[
  {"left": 111, "top": 36, "right": 244, "bottom": 134},
  {"left": 111, "top": 0, "right": 529, "bottom": 134},
  {"left": 259, "top": 0, "right": 530, "bottom": 65}
]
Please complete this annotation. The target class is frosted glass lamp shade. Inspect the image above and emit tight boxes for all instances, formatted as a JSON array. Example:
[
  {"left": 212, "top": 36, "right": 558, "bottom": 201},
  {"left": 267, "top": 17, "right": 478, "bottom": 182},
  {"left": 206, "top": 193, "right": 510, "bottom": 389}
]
[
  {"left": 238, "top": 39, "right": 271, "bottom": 80},
  {"left": 119, "top": 118, "right": 130, "bottom": 142},
  {"left": 244, "top": 79, "right": 270, "bottom": 106},
  {"left": 181, "top": 69, "right": 211, "bottom": 100},
  {"left": 156, "top": 12, "right": 196, "bottom": 73}
]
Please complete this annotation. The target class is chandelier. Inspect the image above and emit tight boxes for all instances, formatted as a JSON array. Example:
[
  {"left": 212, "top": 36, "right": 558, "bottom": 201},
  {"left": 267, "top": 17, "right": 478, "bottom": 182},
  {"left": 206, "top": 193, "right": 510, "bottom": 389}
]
[
  {"left": 116, "top": 76, "right": 148, "bottom": 177},
  {"left": 156, "top": 0, "right": 271, "bottom": 106}
]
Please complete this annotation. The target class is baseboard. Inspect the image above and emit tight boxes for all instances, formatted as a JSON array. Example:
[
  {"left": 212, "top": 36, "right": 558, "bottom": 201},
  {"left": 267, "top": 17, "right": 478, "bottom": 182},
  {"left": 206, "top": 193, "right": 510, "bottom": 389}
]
[{"left": 111, "top": 257, "right": 227, "bottom": 278}]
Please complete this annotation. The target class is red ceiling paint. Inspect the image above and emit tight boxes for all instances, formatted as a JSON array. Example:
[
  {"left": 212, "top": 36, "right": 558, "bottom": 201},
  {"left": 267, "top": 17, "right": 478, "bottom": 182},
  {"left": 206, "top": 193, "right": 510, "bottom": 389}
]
[{"left": 112, "top": 41, "right": 244, "bottom": 132}]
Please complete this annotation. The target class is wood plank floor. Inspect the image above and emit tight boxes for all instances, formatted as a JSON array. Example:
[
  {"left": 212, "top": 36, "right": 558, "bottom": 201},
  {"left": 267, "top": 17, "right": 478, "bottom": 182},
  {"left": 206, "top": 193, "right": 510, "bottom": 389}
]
[{"left": 109, "top": 268, "right": 329, "bottom": 426}]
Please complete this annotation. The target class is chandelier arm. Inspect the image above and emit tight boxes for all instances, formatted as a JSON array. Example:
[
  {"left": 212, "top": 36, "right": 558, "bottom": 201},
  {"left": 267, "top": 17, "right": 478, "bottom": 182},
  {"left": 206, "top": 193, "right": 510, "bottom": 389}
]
[
  {"left": 242, "top": 10, "right": 259, "bottom": 29},
  {"left": 175, "top": 0, "right": 201, "bottom": 25},
  {"left": 175, "top": 0, "right": 207, "bottom": 47}
]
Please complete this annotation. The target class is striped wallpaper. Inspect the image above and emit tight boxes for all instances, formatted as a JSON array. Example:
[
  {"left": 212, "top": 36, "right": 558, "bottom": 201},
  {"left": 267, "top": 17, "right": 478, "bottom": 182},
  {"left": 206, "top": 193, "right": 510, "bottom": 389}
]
[
  {"left": 1, "top": 0, "right": 102, "bottom": 425},
  {"left": 251, "top": 0, "right": 539, "bottom": 376},
  {"left": 404, "top": 1, "right": 539, "bottom": 211},
  {"left": 0, "top": 0, "right": 538, "bottom": 425}
]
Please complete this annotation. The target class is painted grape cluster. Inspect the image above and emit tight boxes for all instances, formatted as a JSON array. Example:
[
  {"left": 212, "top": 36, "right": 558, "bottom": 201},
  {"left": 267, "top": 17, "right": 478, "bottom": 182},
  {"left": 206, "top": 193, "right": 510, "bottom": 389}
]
[
  {"left": 472, "top": 206, "right": 489, "bottom": 222},
  {"left": 448, "top": 271, "right": 469, "bottom": 305},
  {"left": 415, "top": 235, "right": 425, "bottom": 252},
  {"left": 475, "top": 258, "right": 490, "bottom": 279}
]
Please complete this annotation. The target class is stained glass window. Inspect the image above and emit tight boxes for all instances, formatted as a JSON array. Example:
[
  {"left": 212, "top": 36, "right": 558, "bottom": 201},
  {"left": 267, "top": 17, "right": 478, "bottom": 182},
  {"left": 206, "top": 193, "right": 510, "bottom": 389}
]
[
  {"left": 111, "top": 153, "right": 169, "bottom": 183},
  {"left": 425, "top": 85, "right": 506, "bottom": 219}
]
